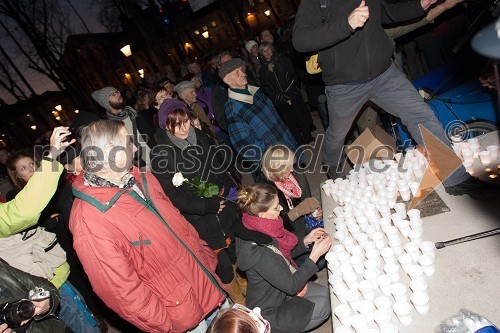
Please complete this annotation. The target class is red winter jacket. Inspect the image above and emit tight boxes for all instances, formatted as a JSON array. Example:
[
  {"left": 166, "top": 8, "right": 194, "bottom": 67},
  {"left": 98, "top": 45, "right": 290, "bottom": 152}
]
[{"left": 69, "top": 168, "right": 225, "bottom": 332}]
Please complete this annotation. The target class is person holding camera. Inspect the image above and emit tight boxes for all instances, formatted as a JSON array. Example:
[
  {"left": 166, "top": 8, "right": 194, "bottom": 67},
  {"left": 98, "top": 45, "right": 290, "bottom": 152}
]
[{"left": 0, "top": 258, "right": 70, "bottom": 333}]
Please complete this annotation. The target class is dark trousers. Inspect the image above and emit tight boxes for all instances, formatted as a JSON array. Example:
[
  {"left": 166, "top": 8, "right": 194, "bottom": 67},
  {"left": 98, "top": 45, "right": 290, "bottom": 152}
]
[{"left": 276, "top": 97, "right": 313, "bottom": 145}]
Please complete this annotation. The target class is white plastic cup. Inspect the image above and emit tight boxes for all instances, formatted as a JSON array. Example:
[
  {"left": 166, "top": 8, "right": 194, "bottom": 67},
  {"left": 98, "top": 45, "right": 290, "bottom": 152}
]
[
  {"left": 394, "top": 203, "right": 407, "bottom": 219},
  {"left": 404, "top": 242, "right": 421, "bottom": 262},
  {"left": 333, "top": 282, "right": 349, "bottom": 304},
  {"left": 390, "top": 213, "right": 403, "bottom": 223},
  {"left": 390, "top": 283, "right": 408, "bottom": 303},
  {"left": 332, "top": 244, "right": 346, "bottom": 254},
  {"left": 418, "top": 253, "right": 436, "bottom": 276},
  {"left": 329, "top": 273, "right": 344, "bottom": 287},
  {"left": 393, "top": 302, "right": 413, "bottom": 326},
  {"left": 409, "top": 279, "right": 428, "bottom": 293},
  {"left": 335, "top": 325, "right": 354, "bottom": 333},
  {"left": 371, "top": 232, "right": 385, "bottom": 250},
  {"left": 346, "top": 289, "right": 362, "bottom": 312},
  {"left": 394, "top": 220, "right": 411, "bottom": 238},
  {"left": 358, "top": 280, "right": 375, "bottom": 301},
  {"left": 363, "top": 269, "right": 379, "bottom": 290},
  {"left": 349, "top": 245, "right": 364, "bottom": 257},
  {"left": 374, "top": 309, "right": 393, "bottom": 326},
  {"left": 463, "top": 161, "right": 475, "bottom": 175},
  {"left": 384, "top": 263, "right": 401, "bottom": 283},
  {"left": 380, "top": 324, "right": 399, "bottom": 333},
  {"left": 399, "top": 189, "right": 411, "bottom": 201},
  {"left": 479, "top": 151, "right": 492, "bottom": 166},
  {"left": 419, "top": 241, "right": 436, "bottom": 258},
  {"left": 365, "top": 247, "right": 380, "bottom": 261},
  {"left": 380, "top": 247, "right": 396, "bottom": 265},
  {"left": 344, "top": 271, "right": 359, "bottom": 290},
  {"left": 398, "top": 253, "right": 414, "bottom": 273},
  {"left": 486, "top": 145, "right": 499, "bottom": 160},
  {"left": 377, "top": 274, "right": 393, "bottom": 296},
  {"left": 364, "top": 258, "right": 380, "bottom": 274},
  {"left": 407, "top": 264, "right": 425, "bottom": 283},
  {"left": 350, "top": 255, "right": 365, "bottom": 275},
  {"left": 350, "top": 314, "right": 368, "bottom": 333},
  {"left": 334, "top": 303, "right": 352, "bottom": 327},
  {"left": 375, "top": 295, "right": 393, "bottom": 311},
  {"left": 406, "top": 209, "right": 421, "bottom": 223},
  {"left": 409, "top": 181, "right": 421, "bottom": 197},
  {"left": 410, "top": 291, "right": 430, "bottom": 315},
  {"left": 357, "top": 299, "right": 375, "bottom": 324},
  {"left": 462, "top": 150, "right": 473, "bottom": 163},
  {"left": 408, "top": 229, "right": 423, "bottom": 244},
  {"left": 388, "top": 237, "right": 403, "bottom": 256}
]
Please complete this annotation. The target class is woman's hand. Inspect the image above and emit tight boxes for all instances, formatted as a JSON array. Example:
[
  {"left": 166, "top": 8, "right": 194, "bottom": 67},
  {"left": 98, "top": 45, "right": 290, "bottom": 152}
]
[
  {"left": 303, "top": 227, "right": 327, "bottom": 246},
  {"left": 218, "top": 201, "right": 226, "bottom": 213},
  {"left": 309, "top": 234, "right": 332, "bottom": 263},
  {"left": 47, "top": 126, "right": 76, "bottom": 159},
  {"left": 315, "top": 208, "right": 323, "bottom": 220}
]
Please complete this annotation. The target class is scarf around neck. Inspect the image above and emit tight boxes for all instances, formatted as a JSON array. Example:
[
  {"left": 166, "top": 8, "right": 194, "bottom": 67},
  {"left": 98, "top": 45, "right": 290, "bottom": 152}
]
[
  {"left": 275, "top": 172, "right": 302, "bottom": 203},
  {"left": 166, "top": 126, "right": 197, "bottom": 150},
  {"left": 106, "top": 106, "right": 138, "bottom": 121},
  {"left": 242, "top": 213, "right": 298, "bottom": 268}
]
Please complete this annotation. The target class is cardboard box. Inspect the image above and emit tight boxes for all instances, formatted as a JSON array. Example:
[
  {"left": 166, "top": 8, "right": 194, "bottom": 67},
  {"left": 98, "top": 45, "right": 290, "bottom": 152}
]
[{"left": 346, "top": 126, "right": 397, "bottom": 165}]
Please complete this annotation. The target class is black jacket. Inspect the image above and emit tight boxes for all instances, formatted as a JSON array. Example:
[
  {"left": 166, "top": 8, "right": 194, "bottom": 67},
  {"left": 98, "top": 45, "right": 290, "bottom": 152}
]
[
  {"left": 292, "top": 0, "right": 425, "bottom": 85},
  {"left": 236, "top": 233, "right": 317, "bottom": 333},
  {"left": 0, "top": 259, "right": 66, "bottom": 333},
  {"left": 260, "top": 54, "right": 302, "bottom": 105},
  {"left": 151, "top": 128, "right": 239, "bottom": 249}
]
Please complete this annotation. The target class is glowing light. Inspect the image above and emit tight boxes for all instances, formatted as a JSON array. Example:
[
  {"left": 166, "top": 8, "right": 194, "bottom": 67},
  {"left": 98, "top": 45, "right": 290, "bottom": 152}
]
[
  {"left": 120, "top": 45, "right": 132, "bottom": 57},
  {"left": 264, "top": 9, "right": 271, "bottom": 16},
  {"left": 489, "top": 174, "right": 498, "bottom": 179},
  {"left": 138, "top": 69, "right": 145, "bottom": 78},
  {"left": 202, "top": 31, "right": 209, "bottom": 39},
  {"left": 485, "top": 167, "right": 493, "bottom": 172},
  {"left": 31, "top": 125, "right": 37, "bottom": 130},
  {"left": 55, "top": 105, "right": 62, "bottom": 111},
  {"left": 74, "top": 110, "right": 80, "bottom": 114}
]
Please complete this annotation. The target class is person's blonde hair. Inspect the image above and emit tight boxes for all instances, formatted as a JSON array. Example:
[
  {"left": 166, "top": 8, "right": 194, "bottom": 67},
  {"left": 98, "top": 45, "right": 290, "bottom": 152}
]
[
  {"left": 207, "top": 308, "right": 260, "bottom": 333},
  {"left": 237, "top": 184, "right": 277, "bottom": 216},
  {"left": 261, "top": 145, "right": 295, "bottom": 182},
  {"left": 6, "top": 150, "right": 39, "bottom": 191}
]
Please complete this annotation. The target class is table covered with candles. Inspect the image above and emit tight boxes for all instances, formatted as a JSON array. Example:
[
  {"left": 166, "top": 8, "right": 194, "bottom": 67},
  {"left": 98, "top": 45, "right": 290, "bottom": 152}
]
[{"left": 320, "top": 132, "right": 500, "bottom": 333}]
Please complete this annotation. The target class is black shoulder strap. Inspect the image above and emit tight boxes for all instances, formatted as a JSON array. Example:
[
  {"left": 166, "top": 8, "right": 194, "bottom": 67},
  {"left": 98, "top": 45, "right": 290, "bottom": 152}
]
[{"left": 320, "top": 0, "right": 331, "bottom": 23}]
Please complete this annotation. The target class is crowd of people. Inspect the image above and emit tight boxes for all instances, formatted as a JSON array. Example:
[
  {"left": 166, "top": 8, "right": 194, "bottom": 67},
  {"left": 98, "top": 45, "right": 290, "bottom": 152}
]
[{"left": 0, "top": 0, "right": 497, "bottom": 332}]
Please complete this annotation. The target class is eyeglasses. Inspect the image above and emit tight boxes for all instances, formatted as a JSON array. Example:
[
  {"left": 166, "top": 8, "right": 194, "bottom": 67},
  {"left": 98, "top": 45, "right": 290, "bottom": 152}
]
[
  {"left": 174, "top": 117, "right": 190, "bottom": 128},
  {"left": 232, "top": 304, "right": 271, "bottom": 333},
  {"left": 109, "top": 90, "right": 120, "bottom": 97}
]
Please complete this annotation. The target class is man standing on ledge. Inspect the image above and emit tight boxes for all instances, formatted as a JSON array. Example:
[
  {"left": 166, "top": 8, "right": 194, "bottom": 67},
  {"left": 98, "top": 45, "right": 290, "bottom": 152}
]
[{"left": 292, "top": 0, "right": 498, "bottom": 198}]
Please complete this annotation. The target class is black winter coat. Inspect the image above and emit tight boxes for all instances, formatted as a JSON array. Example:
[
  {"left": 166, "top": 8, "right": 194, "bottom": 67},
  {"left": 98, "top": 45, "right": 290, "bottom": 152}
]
[
  {"left": 292, "top": 0, "right": 425, "bottom": 85},
  {"left": 151, "top": 128, "right": 239, "bottom": 249},
  {"left": 259, "top": 54, "right": 302, "bottom": 105}
]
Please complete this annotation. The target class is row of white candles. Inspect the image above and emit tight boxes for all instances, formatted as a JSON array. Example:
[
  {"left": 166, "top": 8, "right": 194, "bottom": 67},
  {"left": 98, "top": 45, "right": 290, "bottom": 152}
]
[{"left": 451, "top": 137, "right": 499, "bottom": 175}]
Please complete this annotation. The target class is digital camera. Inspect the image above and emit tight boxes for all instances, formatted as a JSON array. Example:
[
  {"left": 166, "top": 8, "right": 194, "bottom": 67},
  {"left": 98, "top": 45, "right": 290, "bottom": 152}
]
[
  {"left": 29, "top": 288, "right": 50, "bottom": 301},
  {"left": 0, "top": 300, "right": 35, "bottom": 328}
]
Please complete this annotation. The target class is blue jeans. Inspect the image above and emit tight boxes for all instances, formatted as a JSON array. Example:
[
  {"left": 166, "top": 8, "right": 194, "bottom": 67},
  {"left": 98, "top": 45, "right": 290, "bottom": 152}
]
[
  {"left": 323, "top": 63, "right": 469, "bottom": 187},
  {"left": 58, "top": 281, "right": 101, "bottom": 333},
  {"left": 186, "top": 299, "right": 230, "bottom": 333}
]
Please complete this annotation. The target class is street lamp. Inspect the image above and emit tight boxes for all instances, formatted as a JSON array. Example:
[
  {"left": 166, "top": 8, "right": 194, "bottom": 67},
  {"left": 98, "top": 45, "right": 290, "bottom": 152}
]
[
  {"left": 138, "top": 69, "right": 145, "bottom": 78},
  {"left": 55, "top": 105, "right": 62, "bottom": 111},
  {"left": 202, "top": 31, "right": 209, "bottom": 39},
  {"left": 264, "top": 9, "right": 271, "bottom": 16},
  {"left": 120, "top": 45, "right": 132, "bottom": 57}
]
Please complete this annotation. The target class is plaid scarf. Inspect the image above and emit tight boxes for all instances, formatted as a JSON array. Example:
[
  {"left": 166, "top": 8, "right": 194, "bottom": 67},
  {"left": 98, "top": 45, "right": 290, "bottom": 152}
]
[{"left": 84, "top": 172, "right": 145, "bottom": 200}]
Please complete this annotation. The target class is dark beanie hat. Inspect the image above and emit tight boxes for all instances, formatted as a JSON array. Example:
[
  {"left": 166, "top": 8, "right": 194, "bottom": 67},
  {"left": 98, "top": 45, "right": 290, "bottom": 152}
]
[
  {"left": 218, "top": 58, "right": 245, "bottom": 80},
  {"left": 158, "top": 99, "right": 189, "bottom": 130}
]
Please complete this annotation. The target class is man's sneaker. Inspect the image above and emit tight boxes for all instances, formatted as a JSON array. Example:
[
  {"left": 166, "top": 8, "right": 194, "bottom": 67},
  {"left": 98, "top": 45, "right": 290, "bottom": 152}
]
[{"left": 444, "top": 176, "right": 500, "bottom": 200}]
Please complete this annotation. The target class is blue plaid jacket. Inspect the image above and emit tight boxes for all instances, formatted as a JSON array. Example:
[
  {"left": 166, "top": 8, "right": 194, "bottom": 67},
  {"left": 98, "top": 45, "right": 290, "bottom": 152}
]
[{"left": 225, "top": 86, "right": 297, "bottom": 161}]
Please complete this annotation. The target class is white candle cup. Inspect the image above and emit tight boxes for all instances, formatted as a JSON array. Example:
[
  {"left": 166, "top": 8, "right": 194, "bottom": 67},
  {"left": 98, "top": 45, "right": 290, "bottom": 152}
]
[
  {"left": 348, "top": 224, "right": 361, "bottom": 235},
  {"left": 398, "top": 253, "right": 414, "bottom": 273},
  {"left": 404, "top": 242, "right": 421, "bottom": 262},
  {"left": 408, "top": 229, "right": 423, "bottom": 244},
  {"left": 409, "top": 219, "right": 423, "bottom": 231},
  {"left": 463, "top": 161, "right": 475, "bottom": 175},
  {"left": 363, "top": 241, "right": 377, "bottom": 251},
  {"left": 350, "top": 255, "right": 365, "bottom": 275},
  {"left": 379, "top": 206, "right": 391, "bottom": 219},
  {"left": 384, "top": 263, "right": 400, "bottom": 283},
  {"left": 380, "top": 247, "right": 396, "bottom": 265},
  {"left": 409, "top": 181, "right": 421, "bottom": 197},
  {"left": 462, "top": 150, "right": 473, "bottom": 163},
  {"left": 393, "top": 202, "right": 407, "bottom": 219},
  {"left": 334, "top": 303, "right": 353, "bottom": 327},
  {"left": 364, "top": 225, "right": 377, "bottom": 237},
  {"left": 363, "top": 269, "right": 379, "bottom": 290},
  {"left": 357, "top": 299, "right": 375, "bottom": 324},
  {"left": 393, "top": 302, "right": 413, "bottom": 326},
  {"left": 407, "top": 264, "right": 425, "bottom": 283},
  {"left": 486, "top": 145, "right": 499, "bottom": 160},
  {"left": 380, "top": 323, "right": 400, "bottom": 333},
  {"left": 346, "top": 289, "right": 362, "bottom": 312},
  {"left": 419, "top": 241, "right": 436, "bottom": 258},
  {"left": 325, "top": 252, "right": 337, "bottom": 262},
  {"left": 354, "top": 233, "right": 369, "bottom": 247},
  {"left": 384, "top": 226, "right": 399, "bottom": 240},
  {"left": 395, "top": 220, "right": 411, "bottom": 238},
  {"left": 344, "top": 271, "right": 359, "bottom": 290},
  {"left": 334, "top": 231, "right": 347, "bottom": 242},
  {"left": 332, "top": 244, "right": 346, "bottom": 253},
  {"left": 335, "top": 325, "right": 355, "bottom": 333},
  {"left": 410, "top": 291, "right": 430, "bottom": 315},
  {"left": 371, "top": 232, "right": 385, "bottom": 250},
  {"left": 337, "top": 251, "right": 351, "bottom": 263},
  {"left": 375, "top": 295, "right": 393, "bottom": 311},
  {"left": 350, "top": 314, "right": 368, "bottom": 333},
  {"left": 333, "top": 282, "right": 349, "bottom": 304},
  {"left": 468, "top": 138, "right": 479, "bottom": 146},
  {"left": 379, "top": 217, "right": 392, "bottom": 230},
  {"left": 349, "top": 245, "right": 364, "bottom": 257},
  {"left": 377, "top": 274, "right": 393, "bottom": 296},
  {"left": 358, "top": 280, "right": 375, "bottom": 301},
  {"left": 334, "top": 207, "right": 345, "bottom": 217},
  {"left": 364, "top": 258, "right": 381, "bottom": 274},
  {"left": 399, "top": 189, "right": 411, "bottom": 201},
  {"left": 409, "top": 279, "right": 428, "bottom": 293},
  {"left": 390, "top": 213, "right": 403, "bottom": 223},
  {"left": 418, "top": 253, "right": 436, "bottom": 276},
  {"left": 329, "top": 272, "right": 344, "bottom": 286},
  {"left": 390, "top": 283, "right": 408, "bottom": 303},
  {"left": 413, "top": 165, "right": 424, "bottom": 180},
  {"left": 374, "top": 309, "right": 393, "bottom": 326},
  {"left": 322, "top": 184, "right": 332, "bottom": 196},
  {"left": 342, "top": 237, "right": 355, "bottom": 247},
  {"left": 406, "top": 209, "right": 421, "bottom": 222},
  {"left": 479, "top": 151, "right": 492, "bottom": 166}
]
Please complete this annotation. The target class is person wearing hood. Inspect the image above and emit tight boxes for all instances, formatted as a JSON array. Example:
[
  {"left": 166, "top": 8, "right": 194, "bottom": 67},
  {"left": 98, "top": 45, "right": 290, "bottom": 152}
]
[
  {"left": 151, "top": 98, "right": 246, "bottom": 306},
  {"left": 91, "top": 87, "right": 156, "bottom": 171},
  {"left": 258, "top": 42, "right": 314, "bottom": 146},
  {"left": 235, "top": 184, "right": 332, "bottom": 333}
]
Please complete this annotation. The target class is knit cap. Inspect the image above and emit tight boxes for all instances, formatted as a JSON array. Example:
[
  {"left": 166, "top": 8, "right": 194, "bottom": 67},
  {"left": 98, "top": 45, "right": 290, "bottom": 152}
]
[
  {"left": 91, "top": 87, "right": 117, "bottom": 110},
  {"left": 245, "top": 40, "right": 258, "bottom": 53},
  {"left": 158, "top": 99, "right": 189, "bottom": 130}
]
